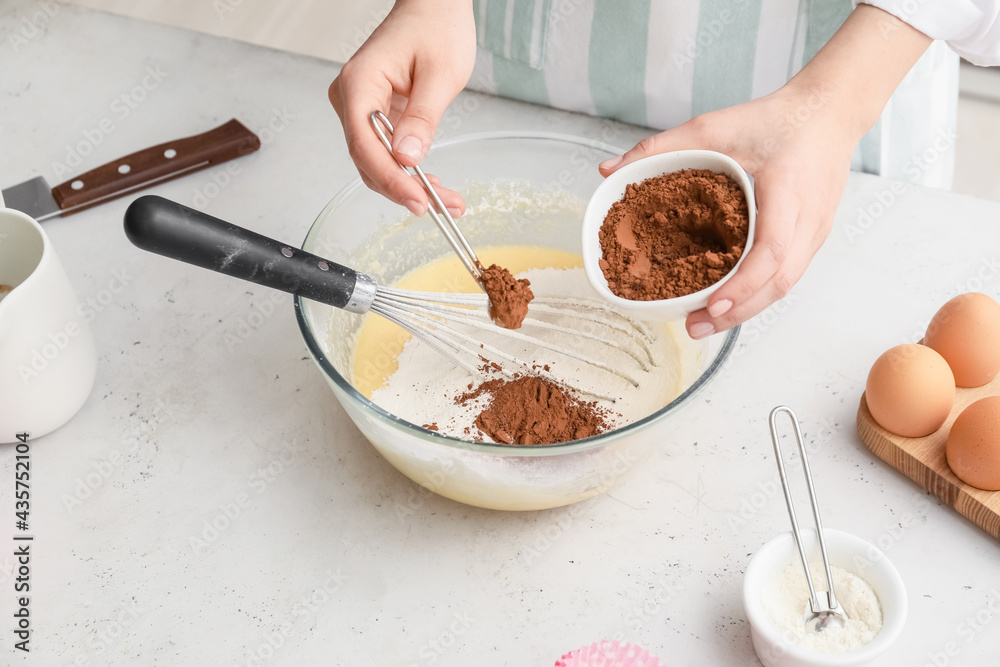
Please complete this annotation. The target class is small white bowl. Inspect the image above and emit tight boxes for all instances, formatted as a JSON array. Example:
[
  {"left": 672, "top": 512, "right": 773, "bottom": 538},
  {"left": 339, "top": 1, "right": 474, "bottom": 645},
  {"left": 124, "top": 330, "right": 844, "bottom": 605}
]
[
  {"left": 743, "top": 529, "right": 907, "bottom": 667},
  {"left": 582, "top": 150, "right": 756, "bottom": 321}
]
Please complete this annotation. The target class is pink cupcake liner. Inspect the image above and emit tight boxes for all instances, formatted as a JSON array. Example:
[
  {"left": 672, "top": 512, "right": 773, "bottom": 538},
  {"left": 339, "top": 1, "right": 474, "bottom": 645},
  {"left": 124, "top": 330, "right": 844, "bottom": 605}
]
[{"left": 555, "top": 640, "right": 664, "bottom": 667}]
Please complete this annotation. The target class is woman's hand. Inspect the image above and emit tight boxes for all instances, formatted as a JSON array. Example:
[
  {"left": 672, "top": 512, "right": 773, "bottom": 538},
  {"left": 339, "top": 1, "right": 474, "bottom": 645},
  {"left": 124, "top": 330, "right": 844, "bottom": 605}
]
[
  {"left": 599, "top": 80, "right": 855, "bottom": 339},
  {"left": 329, "top": 0, "right": 476, "bottom": 218},
  {"left": 599, "top": 4, "right": 931, "bottom": 339}
]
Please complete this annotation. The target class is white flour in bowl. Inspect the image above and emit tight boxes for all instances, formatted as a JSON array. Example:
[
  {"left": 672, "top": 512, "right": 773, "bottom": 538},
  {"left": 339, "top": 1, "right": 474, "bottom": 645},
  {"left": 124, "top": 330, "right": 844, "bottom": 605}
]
[{"left": 763, "top": 561, "right": 883, "bottom": 653}]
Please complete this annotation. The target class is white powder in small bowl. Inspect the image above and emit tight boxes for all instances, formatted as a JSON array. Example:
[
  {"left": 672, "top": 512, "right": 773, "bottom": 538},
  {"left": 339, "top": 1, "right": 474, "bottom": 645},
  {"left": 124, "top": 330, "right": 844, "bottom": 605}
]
[{"left": 762, "top": 561, "right": 883, "bottom": 653}]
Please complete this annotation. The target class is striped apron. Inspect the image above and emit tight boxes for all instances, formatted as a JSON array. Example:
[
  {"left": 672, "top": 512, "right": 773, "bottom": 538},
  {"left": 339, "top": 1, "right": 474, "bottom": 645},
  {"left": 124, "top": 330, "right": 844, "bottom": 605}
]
[{"left": 467, "top": 0, "right": 958, "bottom": 189}]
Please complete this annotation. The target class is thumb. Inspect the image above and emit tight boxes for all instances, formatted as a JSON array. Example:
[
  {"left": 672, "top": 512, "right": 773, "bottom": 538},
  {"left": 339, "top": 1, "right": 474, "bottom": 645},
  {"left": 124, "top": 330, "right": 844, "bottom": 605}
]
[
  {"left": 598, "top": 125, "right": 701, "bottom": 177},
  {"left": 390, "top": 75, "right": 457, "bottom": 167}
]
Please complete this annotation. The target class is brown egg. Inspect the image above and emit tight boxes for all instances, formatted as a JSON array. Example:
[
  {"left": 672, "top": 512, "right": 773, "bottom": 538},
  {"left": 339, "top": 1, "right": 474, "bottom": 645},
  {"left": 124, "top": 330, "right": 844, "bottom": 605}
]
[
  {"left": 866, "top": 344, "right": 955, "bottom": 437},
  {"left": 925, "top": 292, "right": 1000, "bottom": 388},
  {"left": 947, "top": 396, "right": 1000, "bottom": 490}
]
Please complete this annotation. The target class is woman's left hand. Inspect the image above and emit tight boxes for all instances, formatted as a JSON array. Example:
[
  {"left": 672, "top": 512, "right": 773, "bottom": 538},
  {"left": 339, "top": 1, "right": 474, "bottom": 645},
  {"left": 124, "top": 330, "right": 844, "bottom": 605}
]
[
  {"left": 599, "top": 78, "right": 856, "bottom": 339},
  {"left": 599, "top": 3, "right": 934, "bottom": 340}
]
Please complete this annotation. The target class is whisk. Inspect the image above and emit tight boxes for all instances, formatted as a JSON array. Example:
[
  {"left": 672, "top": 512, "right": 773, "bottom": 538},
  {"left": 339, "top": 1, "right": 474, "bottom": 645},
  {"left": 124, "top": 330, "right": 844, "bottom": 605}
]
[
  {"left": 123, "top": 196, "right": 656, "bottom": 400},
  {"left": 769, "top": 406, "right": 848, "bottom": 633}
]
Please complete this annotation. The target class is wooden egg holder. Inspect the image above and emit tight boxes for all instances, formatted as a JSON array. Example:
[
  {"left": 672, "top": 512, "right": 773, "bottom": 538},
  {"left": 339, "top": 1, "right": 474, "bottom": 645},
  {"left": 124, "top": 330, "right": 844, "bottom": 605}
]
[{"left": 857, "top": 372, "right": 1000, "bottom": 541}]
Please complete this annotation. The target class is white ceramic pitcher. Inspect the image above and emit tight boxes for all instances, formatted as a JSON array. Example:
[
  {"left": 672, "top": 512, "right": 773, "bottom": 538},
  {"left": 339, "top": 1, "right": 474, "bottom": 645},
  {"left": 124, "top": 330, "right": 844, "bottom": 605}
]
[{"left": 0, "top": 206, "right": 96, "bottom": 443}]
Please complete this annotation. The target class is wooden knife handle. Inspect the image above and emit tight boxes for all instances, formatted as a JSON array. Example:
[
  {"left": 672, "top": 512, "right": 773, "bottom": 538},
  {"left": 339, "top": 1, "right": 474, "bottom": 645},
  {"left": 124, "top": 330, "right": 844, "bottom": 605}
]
[{"left": 51, "top": 119, "right": 261, "bottom": 212}]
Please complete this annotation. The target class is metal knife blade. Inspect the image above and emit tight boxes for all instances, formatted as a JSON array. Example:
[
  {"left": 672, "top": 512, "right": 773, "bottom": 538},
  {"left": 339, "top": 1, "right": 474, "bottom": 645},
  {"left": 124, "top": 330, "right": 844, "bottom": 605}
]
[
  {"left": 2, "top": 119, "right": 261, "bottom": 222},
  {"left": 2, "top": 176, "right": 60, "bottom": 221}
]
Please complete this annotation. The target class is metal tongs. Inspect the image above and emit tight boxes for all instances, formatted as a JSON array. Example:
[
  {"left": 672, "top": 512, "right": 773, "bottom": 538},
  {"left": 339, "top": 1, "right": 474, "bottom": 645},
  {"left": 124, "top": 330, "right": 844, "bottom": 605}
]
[
  {"left": 368, "top": 110, "right": 484, "bottom": 282},
  {"left": 769, "top": 406, "right": 848, "bottom": 633}
]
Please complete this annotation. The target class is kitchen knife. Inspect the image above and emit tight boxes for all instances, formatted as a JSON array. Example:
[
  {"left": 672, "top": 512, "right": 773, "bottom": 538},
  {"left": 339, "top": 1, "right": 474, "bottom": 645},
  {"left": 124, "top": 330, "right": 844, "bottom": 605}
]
[{"left": 2, "top": 119, "right": 261, "bottom": 221}]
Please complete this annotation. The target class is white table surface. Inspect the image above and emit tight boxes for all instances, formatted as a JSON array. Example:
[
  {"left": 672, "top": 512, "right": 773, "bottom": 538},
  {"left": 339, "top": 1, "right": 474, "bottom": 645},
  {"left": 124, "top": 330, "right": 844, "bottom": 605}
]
[{"left": 3, "top": 3, "right": 1000, "bottom": 666}]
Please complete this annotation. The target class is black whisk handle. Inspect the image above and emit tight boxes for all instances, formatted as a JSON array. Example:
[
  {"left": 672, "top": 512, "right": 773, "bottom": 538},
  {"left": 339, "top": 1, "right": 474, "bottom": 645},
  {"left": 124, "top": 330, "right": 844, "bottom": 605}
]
[{"left": 123, "top": 195, "right": 374, "bottom": 312}]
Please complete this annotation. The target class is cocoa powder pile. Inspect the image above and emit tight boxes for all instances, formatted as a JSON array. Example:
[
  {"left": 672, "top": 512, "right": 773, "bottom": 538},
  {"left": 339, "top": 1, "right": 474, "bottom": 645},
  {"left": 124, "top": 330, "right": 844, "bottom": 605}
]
[
  {"left": 598, "top": 168, "right": 749, "bottom": 300},
  {"left": 456, "top": 372, "right": 614, "bottom": 445},
  {"left": 479, "top": 263, "right": 534, "bottom": 329}
]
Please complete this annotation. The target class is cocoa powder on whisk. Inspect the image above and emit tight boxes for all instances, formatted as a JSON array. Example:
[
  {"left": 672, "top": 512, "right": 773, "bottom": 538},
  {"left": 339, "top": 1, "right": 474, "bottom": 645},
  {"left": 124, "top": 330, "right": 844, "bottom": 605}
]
[
  {"left": 480, "top": 264, "right": 534, "bottom": 329},
  {"left": 598, "top": 169, "right": 749, "bottom": 300}
]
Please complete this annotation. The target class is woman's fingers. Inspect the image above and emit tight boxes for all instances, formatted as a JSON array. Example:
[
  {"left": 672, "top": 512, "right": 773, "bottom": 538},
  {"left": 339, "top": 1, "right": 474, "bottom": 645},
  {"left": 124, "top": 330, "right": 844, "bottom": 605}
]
[
  {"left": 421, "top": 174, "right": 466, "bottom": 217},
  {"left": 702, "top": 178, "right": 800, "bottom": 319},
  {"left": 330, "top": 73, "right": 433, "bottom": 215},
  {"left": 390, "top": 71, "right": 461, "bottom": 167},
  {"left": 356, "top": 167, "right": 465, "bottom": 218},
  {"left": 598, "top": 117, "right": 715, "bottom": 176},
  {"left": 685, "top": 204, "right": 822, "bottom": 339},
  {"left": 331, "top": 71, "right": 467, "bottom": 216}
]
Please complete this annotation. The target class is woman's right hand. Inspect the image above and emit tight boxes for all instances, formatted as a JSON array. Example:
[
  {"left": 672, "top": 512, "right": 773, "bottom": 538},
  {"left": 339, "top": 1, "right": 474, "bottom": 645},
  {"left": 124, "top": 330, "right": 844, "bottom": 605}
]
[{"left": 328, "top": 0, "right": 476, "bottom": 218}]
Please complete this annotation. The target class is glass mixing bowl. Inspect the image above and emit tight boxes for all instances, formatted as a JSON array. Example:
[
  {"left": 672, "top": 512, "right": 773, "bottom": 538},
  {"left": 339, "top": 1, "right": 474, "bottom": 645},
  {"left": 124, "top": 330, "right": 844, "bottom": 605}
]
[{"left": 295, "top": 132, "right": 739, "bottom": 511}]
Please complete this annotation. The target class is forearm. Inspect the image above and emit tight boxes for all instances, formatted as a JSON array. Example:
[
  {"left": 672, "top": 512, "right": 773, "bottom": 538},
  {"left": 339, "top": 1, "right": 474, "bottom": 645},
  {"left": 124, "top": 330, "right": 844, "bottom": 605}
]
[{"left": 789, "top": 4, "right": 934, "bottom": 142}]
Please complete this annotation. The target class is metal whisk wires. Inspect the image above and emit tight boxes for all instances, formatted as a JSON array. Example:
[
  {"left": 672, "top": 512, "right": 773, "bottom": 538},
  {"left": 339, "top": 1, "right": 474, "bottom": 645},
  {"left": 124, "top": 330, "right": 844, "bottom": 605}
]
[{"left": 367, "top": 284, "right": 658, "bottom": 402}]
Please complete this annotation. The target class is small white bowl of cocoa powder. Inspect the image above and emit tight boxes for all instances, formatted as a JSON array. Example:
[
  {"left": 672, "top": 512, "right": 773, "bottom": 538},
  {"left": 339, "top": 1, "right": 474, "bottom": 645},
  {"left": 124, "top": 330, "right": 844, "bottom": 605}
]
[{"left": 582, "top": 150, "right": 755, "bottom": 321}]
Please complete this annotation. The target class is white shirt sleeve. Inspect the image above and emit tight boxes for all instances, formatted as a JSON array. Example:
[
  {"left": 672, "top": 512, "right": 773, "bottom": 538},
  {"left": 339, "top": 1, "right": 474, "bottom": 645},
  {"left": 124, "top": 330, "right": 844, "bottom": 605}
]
[{"left": 860, "top": 1, "right": 1000, "bottom": 65}]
